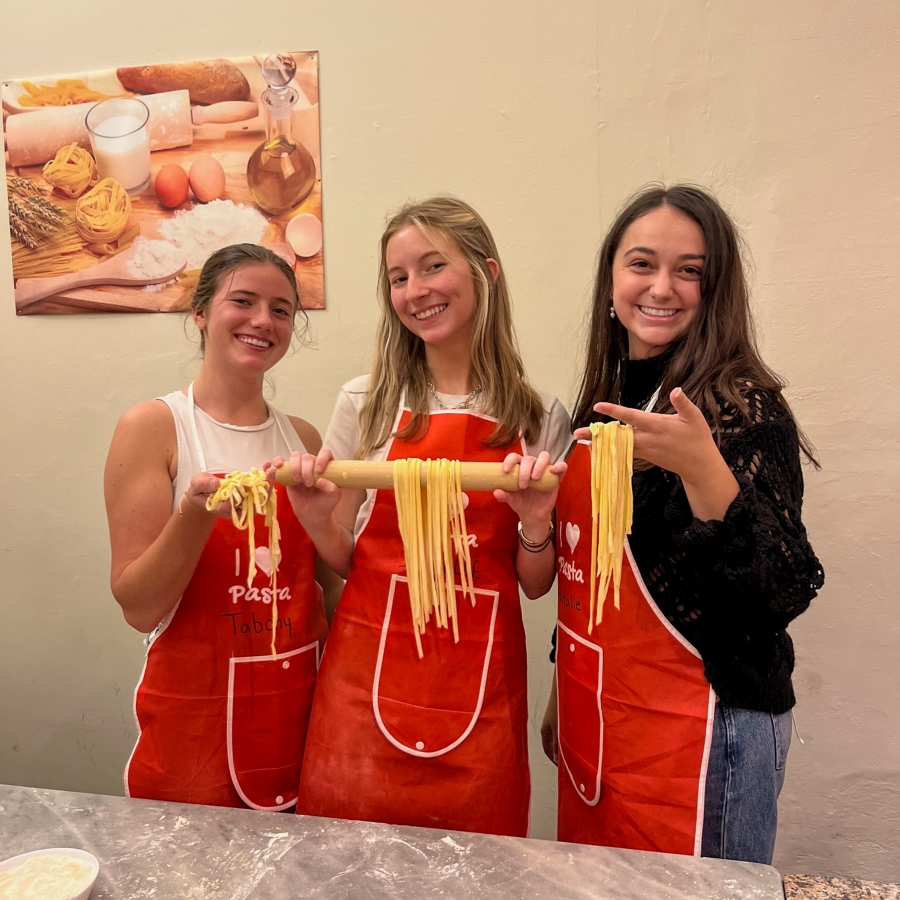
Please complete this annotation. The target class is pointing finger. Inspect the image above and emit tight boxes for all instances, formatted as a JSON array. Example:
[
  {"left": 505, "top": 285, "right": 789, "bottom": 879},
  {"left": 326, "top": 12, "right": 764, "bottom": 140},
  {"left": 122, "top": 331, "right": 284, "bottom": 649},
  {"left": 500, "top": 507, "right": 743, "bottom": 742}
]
[{"left": 593, "top": 402, "right": 650, "bottom": 428}]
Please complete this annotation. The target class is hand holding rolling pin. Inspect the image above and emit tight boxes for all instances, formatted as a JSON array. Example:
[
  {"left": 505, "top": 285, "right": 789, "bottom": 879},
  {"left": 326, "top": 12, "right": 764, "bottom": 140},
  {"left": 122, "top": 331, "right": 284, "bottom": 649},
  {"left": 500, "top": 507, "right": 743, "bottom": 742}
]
[
  {"left": 266, "top": 449, "right": 342, "bottom": 529},
  {"left": 494, "top": 451, "right": 567, "bottom": 542}
]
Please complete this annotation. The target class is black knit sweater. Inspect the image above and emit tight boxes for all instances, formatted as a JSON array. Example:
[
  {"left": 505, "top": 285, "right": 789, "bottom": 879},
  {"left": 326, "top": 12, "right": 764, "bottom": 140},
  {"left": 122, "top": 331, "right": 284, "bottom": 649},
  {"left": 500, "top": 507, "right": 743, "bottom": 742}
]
[{"left": 555, "top": 357, "right": 824, "bottom": 714}]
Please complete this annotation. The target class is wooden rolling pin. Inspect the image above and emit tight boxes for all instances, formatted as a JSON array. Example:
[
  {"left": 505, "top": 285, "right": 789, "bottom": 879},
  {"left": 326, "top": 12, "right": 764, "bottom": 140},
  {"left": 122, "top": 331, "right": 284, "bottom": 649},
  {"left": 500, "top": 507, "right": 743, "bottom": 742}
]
[
  {"left": 274, "top": 460, "right": 559, "bottom": 492},
  {"left": 5, "top": 91, "right": 258, "bottom": 167}
]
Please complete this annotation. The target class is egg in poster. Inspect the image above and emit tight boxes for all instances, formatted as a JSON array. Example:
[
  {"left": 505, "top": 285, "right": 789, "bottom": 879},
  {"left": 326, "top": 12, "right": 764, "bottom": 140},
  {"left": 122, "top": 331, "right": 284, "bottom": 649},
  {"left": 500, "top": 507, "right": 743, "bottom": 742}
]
[
  {"left": 189, "top": 155, "right": 226, "bottom": 203},
  {"left": 154, "top": 164, "right": 190, "bottom": 208}
]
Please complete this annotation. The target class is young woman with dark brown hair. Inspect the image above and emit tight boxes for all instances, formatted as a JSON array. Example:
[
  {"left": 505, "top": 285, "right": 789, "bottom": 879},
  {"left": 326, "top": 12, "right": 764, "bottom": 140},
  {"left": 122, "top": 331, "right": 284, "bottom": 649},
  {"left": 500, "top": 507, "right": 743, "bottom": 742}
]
[{"left": 544, "top": 185, "right": 823, "bottom": 863}]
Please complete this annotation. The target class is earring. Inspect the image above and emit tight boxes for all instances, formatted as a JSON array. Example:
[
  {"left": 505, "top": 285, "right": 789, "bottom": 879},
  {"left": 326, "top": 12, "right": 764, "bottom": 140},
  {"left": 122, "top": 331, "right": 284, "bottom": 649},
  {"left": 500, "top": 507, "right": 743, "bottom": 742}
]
[{"left": 609, "top": 306, "right": 616, "bottom": 320}]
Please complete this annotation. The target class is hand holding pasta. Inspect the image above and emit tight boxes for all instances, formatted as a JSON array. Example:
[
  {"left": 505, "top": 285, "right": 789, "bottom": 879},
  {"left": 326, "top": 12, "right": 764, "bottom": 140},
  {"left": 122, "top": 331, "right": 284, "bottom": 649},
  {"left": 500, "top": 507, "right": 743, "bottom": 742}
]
[
  {"left": 592, "top": 388, "right": 740, "bottom": 523},
  {"left": 182, "top": 471, "right": 227, "bottom": 517},
  {"left": 592, "top": 388, "right": 718, "bottom": 485},
  {"left": 206, "top": 468, "right": 282, "bottom": 656}
]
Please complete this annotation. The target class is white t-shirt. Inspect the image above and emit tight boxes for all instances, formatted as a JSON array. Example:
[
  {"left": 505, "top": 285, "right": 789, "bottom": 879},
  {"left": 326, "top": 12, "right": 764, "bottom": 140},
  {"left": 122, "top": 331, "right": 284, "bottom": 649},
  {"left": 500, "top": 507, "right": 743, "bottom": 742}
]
[{"left": 323, "top": 374, "right": 572, "bottom": 535}]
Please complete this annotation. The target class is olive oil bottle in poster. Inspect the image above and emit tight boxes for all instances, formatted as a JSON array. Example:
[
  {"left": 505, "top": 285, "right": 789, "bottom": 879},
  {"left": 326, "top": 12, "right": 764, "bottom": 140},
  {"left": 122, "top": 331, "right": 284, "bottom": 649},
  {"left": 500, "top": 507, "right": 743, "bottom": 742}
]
[{"left": 246, "top": 54, "right": 316, "bottom": 215}]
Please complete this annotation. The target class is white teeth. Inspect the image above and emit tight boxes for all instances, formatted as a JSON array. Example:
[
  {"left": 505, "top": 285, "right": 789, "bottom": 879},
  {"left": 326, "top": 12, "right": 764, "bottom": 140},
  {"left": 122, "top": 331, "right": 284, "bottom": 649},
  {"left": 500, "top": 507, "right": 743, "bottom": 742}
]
[
  {"left": 237, "top": 335, "right": 272, "bottom": 348},
  {"left": 639, "top": 306, "right": 678, "bottom": 318},
  {"left": 414, "top": 305, "right": 447, "bottom": 320}
]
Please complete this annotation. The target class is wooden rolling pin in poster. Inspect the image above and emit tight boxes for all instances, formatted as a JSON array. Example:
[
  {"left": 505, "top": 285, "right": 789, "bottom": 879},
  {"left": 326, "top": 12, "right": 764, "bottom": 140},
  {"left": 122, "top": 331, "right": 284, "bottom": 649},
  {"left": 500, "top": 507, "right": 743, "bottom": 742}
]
[{"left": 4, "top": 91, "right": 258, "bottom": 168}]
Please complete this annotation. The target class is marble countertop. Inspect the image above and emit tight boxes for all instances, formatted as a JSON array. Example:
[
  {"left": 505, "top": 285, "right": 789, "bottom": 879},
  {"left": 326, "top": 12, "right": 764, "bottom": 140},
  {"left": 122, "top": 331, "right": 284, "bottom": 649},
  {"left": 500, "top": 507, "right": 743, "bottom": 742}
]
[{"left": 0, "top": 784, "right": 785, "bottom": 899}]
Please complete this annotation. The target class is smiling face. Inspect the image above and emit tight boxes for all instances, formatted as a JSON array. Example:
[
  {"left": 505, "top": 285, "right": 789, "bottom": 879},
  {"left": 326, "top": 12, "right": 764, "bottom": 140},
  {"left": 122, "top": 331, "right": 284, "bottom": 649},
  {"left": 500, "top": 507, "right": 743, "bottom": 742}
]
[
  {"left": 193, "top": 262, "right": 297, "bottom": 373},
  {"left": 385, "top": 225, "right": 496, "bottom": 357},
  {"left": 611, "top": 205, "right": 706, "bottom": 359}
]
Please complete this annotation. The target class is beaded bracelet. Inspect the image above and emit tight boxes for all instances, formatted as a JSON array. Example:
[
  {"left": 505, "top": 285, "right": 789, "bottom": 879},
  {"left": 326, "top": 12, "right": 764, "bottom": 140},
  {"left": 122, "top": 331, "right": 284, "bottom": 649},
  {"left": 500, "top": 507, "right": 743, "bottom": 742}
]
[{"left": 517, "top": 520, "right": 555, "bottom": 553}]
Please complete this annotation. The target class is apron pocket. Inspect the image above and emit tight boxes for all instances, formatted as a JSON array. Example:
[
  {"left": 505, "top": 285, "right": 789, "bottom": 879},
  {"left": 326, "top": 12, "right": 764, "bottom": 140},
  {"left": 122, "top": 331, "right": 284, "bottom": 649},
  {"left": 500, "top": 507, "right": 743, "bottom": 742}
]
[
  {"left": 227, "top": 642, "right": 320, "bottom": 810},
  {"left": 557, "top": 620, "right": 604, "bottom": 806},
  {"left": 373, "top": 574, "right": 499, "bottom": 758}
]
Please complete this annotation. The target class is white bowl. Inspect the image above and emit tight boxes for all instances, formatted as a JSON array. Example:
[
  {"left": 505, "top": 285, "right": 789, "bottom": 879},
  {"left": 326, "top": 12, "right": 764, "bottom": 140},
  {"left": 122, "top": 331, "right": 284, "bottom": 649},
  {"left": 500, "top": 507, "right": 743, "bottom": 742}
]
[{"left": 0, "top": 848, "right": 99, "bottom": 900}]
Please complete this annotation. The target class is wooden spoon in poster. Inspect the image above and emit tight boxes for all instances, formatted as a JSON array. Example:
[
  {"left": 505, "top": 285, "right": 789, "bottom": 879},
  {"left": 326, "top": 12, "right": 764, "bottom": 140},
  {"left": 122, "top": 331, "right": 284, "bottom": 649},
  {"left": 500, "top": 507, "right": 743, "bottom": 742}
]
[{"left": 14, "top": 245, "right": 187, "bottom": 313}]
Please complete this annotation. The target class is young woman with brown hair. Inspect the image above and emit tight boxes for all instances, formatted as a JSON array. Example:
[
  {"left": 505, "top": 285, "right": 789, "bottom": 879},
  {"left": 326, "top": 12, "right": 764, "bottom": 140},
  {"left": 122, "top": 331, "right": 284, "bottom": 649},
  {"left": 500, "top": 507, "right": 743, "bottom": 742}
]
[
  {"left": 105, "top": 243, "right": 331, "bottom": 811},
  {"left": 544, "top": 185, "right": 823, "bottom": 863}
]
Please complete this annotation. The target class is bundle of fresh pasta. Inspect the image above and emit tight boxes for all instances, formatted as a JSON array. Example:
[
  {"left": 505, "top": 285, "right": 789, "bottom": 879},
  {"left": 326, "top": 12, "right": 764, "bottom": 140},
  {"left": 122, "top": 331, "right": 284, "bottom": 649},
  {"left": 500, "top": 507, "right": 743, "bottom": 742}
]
[
  {"left": 393, "top": 458, "right": 476, "bottom": 658},
  {"left": 588, "top": 421, "right": 634, "bottom": 629},
  {"left": 206, "top": 468, "right": 281, "bottom": 655},
  {"left": 74, "top": 177, "right": 131, "bottom": 243},
  {"left": 42, "top": 143, "right": 99, "bottom": 198}
]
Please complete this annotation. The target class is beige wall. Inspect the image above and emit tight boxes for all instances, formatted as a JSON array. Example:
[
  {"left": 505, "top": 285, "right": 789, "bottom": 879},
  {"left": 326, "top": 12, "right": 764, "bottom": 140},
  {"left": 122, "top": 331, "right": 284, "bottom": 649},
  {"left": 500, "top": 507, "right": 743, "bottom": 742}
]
[{"left": 2, "top": 0, "right": 898, "bottom": 881}]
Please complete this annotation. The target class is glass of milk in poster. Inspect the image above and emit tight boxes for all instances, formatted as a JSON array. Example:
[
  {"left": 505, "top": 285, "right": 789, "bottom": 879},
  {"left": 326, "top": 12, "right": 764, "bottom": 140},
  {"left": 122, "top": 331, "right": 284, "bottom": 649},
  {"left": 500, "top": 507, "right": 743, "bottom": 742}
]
[{"left": 85, "top": 98, "right": 151, "bottom": 195}]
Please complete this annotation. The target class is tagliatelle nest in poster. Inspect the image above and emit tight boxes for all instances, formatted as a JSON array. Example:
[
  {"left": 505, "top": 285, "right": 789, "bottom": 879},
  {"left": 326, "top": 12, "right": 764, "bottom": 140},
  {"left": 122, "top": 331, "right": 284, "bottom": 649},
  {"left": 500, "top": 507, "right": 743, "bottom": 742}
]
[{"left": 2, "top": 52, "right": 324, "bottom": 316}]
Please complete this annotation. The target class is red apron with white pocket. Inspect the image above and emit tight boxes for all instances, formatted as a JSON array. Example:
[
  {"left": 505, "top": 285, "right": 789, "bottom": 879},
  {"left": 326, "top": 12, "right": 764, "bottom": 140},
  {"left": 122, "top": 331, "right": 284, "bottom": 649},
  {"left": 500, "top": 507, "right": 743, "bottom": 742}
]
[
  {"left": 555, "top": 441, "right": 715, "bottom": 854},
  {"left": 297, "top": 409, "right": 531, "bottom": 836},
  {"left": 126, "top": 483, "right": 327, "bottom": 810}
]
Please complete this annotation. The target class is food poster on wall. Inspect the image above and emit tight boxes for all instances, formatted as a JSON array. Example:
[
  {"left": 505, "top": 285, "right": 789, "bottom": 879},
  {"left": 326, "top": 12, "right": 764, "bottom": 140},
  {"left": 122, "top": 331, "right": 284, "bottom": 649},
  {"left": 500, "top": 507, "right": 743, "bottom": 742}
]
[{"left": 2, "top": 52, "right": 324, "bottom": 315}]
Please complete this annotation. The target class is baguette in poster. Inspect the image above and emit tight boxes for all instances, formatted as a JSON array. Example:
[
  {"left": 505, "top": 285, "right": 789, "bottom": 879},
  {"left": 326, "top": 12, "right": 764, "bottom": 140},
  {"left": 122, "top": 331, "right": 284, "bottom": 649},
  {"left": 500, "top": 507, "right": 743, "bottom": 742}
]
[{"left": 117, "top": 60, "right": 250, "bottom": 105}]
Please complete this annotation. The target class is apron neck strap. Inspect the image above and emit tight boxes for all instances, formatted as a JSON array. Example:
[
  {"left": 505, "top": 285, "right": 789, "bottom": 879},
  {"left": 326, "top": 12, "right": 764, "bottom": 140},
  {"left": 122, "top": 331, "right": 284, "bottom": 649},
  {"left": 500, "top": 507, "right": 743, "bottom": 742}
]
[
  {"left": 187, "top": 382, "right": 208, "bottom": 472},
  {"left": 643, "top": 386, "right": 662, "bottom": 414}
]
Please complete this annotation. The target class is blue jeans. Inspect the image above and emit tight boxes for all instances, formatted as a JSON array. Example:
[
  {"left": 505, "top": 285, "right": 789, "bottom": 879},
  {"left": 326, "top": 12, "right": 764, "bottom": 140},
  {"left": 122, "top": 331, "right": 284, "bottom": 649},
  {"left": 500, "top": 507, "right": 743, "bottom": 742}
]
[{"left": 700, "top": 704, "right": 793, "bottom": 864}]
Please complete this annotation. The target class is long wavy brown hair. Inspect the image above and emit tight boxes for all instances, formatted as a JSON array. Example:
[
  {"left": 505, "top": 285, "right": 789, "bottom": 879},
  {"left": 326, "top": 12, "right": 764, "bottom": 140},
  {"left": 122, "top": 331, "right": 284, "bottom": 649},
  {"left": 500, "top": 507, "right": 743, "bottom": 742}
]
[
  {"left": 356, "top": 196, "right": 544, "bottom": 458},
  {"left": 572, "top": 184, "right": 818, "bottom": 465}
]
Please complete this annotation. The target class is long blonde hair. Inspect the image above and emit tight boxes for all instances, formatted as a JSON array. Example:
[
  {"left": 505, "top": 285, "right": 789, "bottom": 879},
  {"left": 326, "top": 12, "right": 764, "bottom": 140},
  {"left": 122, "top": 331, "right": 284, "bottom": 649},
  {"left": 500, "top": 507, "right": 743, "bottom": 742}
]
[{"left": 357, "top": 196, "right": 544, "bottom": 458}]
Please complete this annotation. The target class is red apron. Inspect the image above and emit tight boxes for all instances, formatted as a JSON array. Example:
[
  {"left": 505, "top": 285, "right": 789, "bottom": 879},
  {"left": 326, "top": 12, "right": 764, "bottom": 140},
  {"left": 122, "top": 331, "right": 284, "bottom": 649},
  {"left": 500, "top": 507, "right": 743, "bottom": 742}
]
[
  {"left": 297, "top": 409, "right": 531, "bottom": 836},
  {"left": 555, "top": 441, "right": 715, "bottom": 854},
  {"left": 125, "top": 483, "right": 328, "bottom": 810}
]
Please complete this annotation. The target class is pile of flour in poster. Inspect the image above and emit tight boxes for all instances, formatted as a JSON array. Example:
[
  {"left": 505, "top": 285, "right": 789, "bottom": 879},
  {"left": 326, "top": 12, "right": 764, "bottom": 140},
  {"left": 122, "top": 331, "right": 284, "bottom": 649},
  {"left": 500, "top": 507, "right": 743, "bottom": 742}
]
[{"left": 127, "top": 200, "right": 268, "bottom": 290}]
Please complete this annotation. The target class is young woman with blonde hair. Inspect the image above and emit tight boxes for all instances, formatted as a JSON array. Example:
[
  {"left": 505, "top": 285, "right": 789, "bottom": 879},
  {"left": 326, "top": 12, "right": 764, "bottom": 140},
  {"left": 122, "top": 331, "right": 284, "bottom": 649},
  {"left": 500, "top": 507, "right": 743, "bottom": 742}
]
[{"left": 276, "top": 196, "right": 570, "bottom": 836}]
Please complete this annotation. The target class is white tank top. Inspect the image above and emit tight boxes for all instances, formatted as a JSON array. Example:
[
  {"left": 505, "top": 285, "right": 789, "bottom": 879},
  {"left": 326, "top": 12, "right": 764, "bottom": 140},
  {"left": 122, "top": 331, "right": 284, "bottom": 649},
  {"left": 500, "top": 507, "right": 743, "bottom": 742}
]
[{"left": 158, "top": 385, "right": 304, "bottom": 510}]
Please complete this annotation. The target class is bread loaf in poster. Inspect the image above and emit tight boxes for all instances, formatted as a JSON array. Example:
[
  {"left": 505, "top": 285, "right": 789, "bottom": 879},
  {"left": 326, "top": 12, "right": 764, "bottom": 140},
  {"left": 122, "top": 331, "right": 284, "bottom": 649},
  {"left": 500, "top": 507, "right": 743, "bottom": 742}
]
[{"left": 116, "top": 60, "right": 251, "bottom": 105}]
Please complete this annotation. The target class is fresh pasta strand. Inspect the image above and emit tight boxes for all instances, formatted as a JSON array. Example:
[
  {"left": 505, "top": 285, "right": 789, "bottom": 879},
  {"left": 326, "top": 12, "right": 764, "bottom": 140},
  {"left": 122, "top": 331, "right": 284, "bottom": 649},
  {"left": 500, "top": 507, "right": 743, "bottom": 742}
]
[
  {"left": 206, "top": 468, "right": 281, "bottom": 657},
  {"left": 450, "top": 460, "right": 476, "bottom": 609},
  {"left": 393, "top": 459, "right": 424, "bottom": 658},
  {"left": 588, "top": 422, "right": 634, "bottom": 628},
  {"left": 393, "top": 457, "right": 476, "bottom": 657}
]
